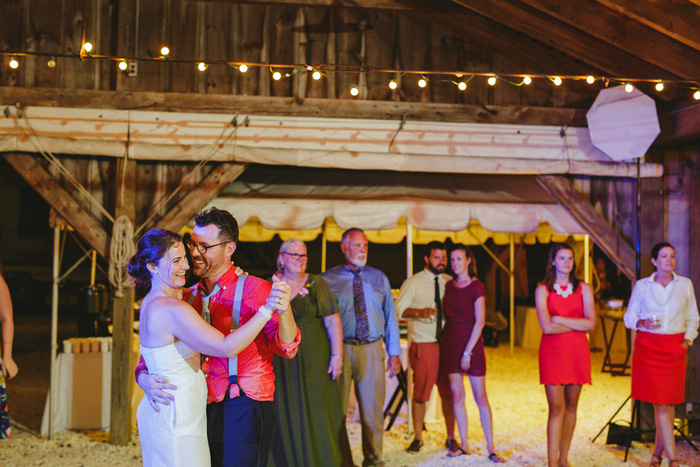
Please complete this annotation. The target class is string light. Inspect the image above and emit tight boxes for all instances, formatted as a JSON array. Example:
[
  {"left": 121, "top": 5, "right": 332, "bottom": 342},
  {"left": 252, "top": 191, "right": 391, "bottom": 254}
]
[
  {"left": 418, "top": 78, "right": 427, "bottom": 88},
  {"left": 552, "top": 76, "right": 562, "bottom": 86},
  {"left": 458, "top": 81, "right": 467, "bottom": 91},
  {"left": 272, "top": 71, "right": 281, "bottom": 80},
  {"left": 160, "top": 46, "right": 170, "bottom": 56},
  {"left": 47, "top": 57, "right": 56, "bottom": 68},
  {"left": 523, "top": 76, "right": 532, "bottom": 85},
  {"left": 388, "top": 80, "right": 398, "bottom": 90},
  {"left": 82, "top": 42, "right": 93, "bottom": 53},
  {"left": 586, "top": 75, "right": 595, "bottom": 84},
  {"left": 238, "top": 64, "right": 248, "bottom": 73},
  {"left": 625, "top": 83, "right": 634, "bottom": 92},
  {"left": 118, "top": 60, "right": 128, "bottom": 71},
  {"left": 350, "top": 86, "right": 359, "bottom": 96},
  {"left": 694, "top": 90, "right": 700, "bottom": 100},
  {"left": 312, "top": 70, "right": 321, "bottom": 80},
  {"left": 655, "top": 82, "right": 664, "bottom": 92},
  {"left": 9, "top": 57, "right": 18, "bottom": 69},
  {"left": 197, "top": 62, "right": 208, "bottom": 71},
  {"left": 487, "top": 76, "right": 497, "bottom": 86}
]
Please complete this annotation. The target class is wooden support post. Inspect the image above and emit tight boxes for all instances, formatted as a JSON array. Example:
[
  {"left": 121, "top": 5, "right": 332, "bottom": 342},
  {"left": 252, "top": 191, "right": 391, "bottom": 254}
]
[
  {"left": 110, "top": 157, "right": 136, "bottom": 445},
  {"left": 509, "top": 234, "right": 515, "bottom": 356}
]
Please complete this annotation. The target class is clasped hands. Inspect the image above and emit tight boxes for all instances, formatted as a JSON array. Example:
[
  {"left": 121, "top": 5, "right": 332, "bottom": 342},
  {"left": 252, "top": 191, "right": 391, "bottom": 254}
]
[{"left": 265, "top": 276, "right": 291, "bottom": 314}]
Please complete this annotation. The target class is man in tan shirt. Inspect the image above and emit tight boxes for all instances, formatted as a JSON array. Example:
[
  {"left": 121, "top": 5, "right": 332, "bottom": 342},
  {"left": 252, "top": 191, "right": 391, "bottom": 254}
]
[{"left": 395, "top": 241, "right": 455, "bottom": 452}]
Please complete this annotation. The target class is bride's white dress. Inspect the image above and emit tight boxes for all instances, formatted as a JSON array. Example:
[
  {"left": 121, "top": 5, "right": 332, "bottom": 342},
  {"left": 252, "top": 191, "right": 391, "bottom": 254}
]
[{"left": 137, "top": 340, "right": 210, "bottom": 466}]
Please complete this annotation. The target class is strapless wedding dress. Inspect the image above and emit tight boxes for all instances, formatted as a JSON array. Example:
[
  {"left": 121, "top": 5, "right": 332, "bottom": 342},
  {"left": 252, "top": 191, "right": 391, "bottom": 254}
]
[{"left": 137, "top": 340, "right": 209, "bottom": 466}]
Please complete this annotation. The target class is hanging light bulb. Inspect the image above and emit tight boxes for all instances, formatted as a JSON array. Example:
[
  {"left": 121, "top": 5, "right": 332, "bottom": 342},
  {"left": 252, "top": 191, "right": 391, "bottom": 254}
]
[
  {"left": 312, "top": 70, "right": 321, "bottom": 80},
  {"left": 47, "top": 57, "right": 56, "bottom": 68},
  {"left": 458, "top": 81, "right": 467, "bottom": 91},
  {"left": 625, "top": 83, "right": 634, "bottom": 93},
  {"left": 388, "top": 80, "right": 398, "bottom": 90},
  {"left": 523, "top": 76, "right": 532, "bottom": 85},
  {"left": 9, "top": 57, "right": 18, "bottom": 69},
  {"left": 82, "top": 42, "right": 93, "bottom": 53},
  {"left": 118, "top": 60, "right": 128, "bottom": 71},
  {"left": 198, "top": 62, "right": 208, "bottom": 72},
  {"left": 160, "top": 46, "right": 170, "bottom": 56},
  {"left": 239, "top": 64, "right": 248, "bottom": 73},
  {"left": 272, "top": 71, "right": 282, "bottom": 80},
  {"left": 586, "top": 75, "right": 595, "bottom": 84},
  {"left": 350, "top": 86, "right": 359, "bottom": 96},
  {"left": 418, "top": 78, "right": 427, "bottom": 88},
  {"left": 552, "top": 76, "right": 562, "bottom": 86},
  {"left": 655, "top": 82, "right": 664, "bottom": 92},
  {"left": 694, "top": 90, "right": 700, "bottom": 100},
  {"left": 487, "top": 76, "right": 497, "bottom": 86}
]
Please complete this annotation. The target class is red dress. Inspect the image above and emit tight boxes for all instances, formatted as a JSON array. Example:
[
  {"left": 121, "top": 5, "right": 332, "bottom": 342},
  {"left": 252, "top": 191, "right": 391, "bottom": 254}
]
[
  {"left": 539, "top": 284, "right": 591, "bottom": 385},
  {"left": 440, "top": 279, "right": 487, "bottom": 376}
]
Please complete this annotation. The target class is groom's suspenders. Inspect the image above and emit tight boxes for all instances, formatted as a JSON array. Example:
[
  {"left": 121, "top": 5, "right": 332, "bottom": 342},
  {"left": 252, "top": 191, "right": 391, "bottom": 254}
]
[{"left": 188, "top": 273, "right": 248, "bottom": 391}]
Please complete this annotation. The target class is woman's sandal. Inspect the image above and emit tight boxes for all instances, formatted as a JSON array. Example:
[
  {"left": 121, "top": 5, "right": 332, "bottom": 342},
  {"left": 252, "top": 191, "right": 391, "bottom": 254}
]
[
  {"left": 649, "top": 453, "right": 662, "bottom": 467},
  {"left": 668, "top": 460, "right": 679, "bottom": 467},
  {"left": 488, "top": 452, "right": 506, "bottom": 463},
  {"left": 447, "top": 447, "right": 471, "bottom": 457}
]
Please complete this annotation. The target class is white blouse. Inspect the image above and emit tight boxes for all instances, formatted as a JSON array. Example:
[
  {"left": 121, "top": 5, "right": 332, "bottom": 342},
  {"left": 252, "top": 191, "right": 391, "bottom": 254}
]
[{"left": 623, "top": 272, "right": 699, "bottom": 343}]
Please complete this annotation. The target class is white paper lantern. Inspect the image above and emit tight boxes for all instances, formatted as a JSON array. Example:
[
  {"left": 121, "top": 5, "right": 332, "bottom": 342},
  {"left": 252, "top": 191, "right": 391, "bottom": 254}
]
[{"left": 586, "top": 85, "right": 660, "bottom": 161}]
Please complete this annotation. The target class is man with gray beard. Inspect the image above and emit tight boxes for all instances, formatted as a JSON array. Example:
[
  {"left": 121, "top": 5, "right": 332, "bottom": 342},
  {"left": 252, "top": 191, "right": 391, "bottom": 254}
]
[{"left": 321, "top": 228, "right": 401, "bottom": 467}]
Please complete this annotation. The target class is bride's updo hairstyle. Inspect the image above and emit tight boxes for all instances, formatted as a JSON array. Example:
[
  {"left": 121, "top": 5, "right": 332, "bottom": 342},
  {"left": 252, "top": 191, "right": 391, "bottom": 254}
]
[{"left": 128, "top": 229, "right": 182, "bottom": 299}]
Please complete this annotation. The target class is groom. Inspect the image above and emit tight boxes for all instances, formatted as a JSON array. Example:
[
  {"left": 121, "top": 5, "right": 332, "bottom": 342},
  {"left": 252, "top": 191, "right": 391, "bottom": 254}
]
[{"left": 135, "top": 207, "right": 300, "bottom": 467}]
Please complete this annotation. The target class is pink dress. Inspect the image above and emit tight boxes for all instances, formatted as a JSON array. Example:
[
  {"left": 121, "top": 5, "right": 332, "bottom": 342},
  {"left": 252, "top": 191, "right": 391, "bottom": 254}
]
[{"left": 539, "top": 284, "right": 591, "bottom": 385}]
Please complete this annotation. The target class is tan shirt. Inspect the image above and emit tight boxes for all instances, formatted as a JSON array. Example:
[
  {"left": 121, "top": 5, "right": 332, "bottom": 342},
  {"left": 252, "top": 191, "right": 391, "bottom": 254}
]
[{"left": 395, "top": 269, "right": 451, "bottom": 343}]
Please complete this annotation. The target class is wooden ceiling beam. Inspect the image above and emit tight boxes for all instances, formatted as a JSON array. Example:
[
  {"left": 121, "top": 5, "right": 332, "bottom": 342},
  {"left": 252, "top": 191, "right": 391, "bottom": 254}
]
[
  {"left": 450, "top": 0, "right": 678, "bottom": 79},
  {"left": 0, "top": 87, "right": 589, "bottom": 126},
  {"left": 3, "top": 153, "right": 111, "bottom": 259},
  {"left": 149, "top": 162, "right": 249, "bottom": 233},
  {"left": 513, "top": 0, "right": 700, "bottom": 79},
  {"left": 535, "top": 174, "right": 636, "bottom": 280},
  {"left": 159, "top": 0, "right": 464, "bottom": 11},
  {"left": 591, "top": 0, "right": 700, "bottom": 52}
]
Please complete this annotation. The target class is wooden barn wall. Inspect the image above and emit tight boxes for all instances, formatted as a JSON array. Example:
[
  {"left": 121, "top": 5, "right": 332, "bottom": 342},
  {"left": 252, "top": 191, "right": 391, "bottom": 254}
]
[{"left": 1, "top": 0, "right": 599, "bottom": 107}]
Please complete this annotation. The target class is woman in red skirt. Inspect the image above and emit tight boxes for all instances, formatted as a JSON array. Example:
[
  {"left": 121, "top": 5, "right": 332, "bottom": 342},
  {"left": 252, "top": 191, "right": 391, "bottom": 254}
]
[
  {"left": 624, "top": 242, "right": 699, "bottom": 467},
  {"left": 535, "top": 243, "right": 596, "bottom": 467}
]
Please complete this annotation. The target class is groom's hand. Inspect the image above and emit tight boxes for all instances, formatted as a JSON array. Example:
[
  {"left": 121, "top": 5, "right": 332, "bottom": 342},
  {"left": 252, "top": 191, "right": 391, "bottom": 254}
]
[{"left": 137, "top": 370, "right": 177, "bottom": 412}]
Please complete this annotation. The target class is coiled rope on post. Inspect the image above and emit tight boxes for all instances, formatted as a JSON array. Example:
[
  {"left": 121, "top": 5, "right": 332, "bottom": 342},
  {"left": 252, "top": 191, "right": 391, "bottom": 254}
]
[{"left": 109, "top": 215, "right": 135, "bottom": 298}]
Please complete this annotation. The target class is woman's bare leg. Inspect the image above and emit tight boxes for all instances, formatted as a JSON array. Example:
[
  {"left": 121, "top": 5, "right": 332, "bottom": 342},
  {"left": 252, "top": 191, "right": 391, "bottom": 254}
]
[
  {"left": 558, "top": 384, "right": 582, "bottom": 466},
  {"left": 544, "top": 385, "right": 565, "bottom": 467}
]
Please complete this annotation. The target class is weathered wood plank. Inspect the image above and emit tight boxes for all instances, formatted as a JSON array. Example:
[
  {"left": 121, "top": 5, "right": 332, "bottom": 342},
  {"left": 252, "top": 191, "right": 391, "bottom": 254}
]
[
  {"left": 535, "top": 174, "right": 636, "bottom": 280},
  {"left": 154, "top": 162, "right": 249, "bottom": 232},
  {"left": 110, "top": 156, "right": 136, "bottom": 446},
  {"left": 450, "top": 0, "right": 679, "bottom": 80},
  {"left": 3, "top": 152, "right": 111, "bottom": 259},
  {"left": 513, "top": 0, "right": 700, "bottom": 79},
  {"left": 0, "top": 86, "right": 589, "bottom": 126},
  {"left": 656, "top": 101, "right": 700, "bottom": 146}
]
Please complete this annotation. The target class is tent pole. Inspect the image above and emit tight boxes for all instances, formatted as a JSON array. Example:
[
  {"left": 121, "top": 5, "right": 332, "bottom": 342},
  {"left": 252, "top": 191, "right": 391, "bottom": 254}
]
[
  {"left": 48, "top": 225, "right": 60, "bottom": 440},
  {"left": 509, "top": 234, "right": 515, "bottom": 356},
  {"left": 584, "top": 235, "right": 591, "bottom": 284},
  {"left": 321, "top": 219, "right": 327, "bottom": 273},
  {"left": 90, "top": 249, "right": 97, "bottom": 286},
  {"left": 405, "top": 218, "right": 413, "bottom": 435}
]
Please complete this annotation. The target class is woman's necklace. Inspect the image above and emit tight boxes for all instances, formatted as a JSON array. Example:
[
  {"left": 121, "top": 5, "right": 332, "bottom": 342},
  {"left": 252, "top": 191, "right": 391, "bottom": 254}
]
[{"left": 553, "top": 282, "right": 573, "bottom": 298}]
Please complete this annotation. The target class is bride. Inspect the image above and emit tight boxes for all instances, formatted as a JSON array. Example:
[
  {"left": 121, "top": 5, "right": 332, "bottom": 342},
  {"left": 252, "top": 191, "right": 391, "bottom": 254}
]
[{"left": 128, "top": 229, "right": 289, "bottom": 466}]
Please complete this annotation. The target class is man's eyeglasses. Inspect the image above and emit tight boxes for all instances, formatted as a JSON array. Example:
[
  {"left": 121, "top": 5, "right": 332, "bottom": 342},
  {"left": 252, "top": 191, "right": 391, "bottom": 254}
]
[
  {"left": 283, "top": 252, "right": 308, "bottom": 260},
  {"left": 186, "top": 240, "right": 230, "bottom": 254}
]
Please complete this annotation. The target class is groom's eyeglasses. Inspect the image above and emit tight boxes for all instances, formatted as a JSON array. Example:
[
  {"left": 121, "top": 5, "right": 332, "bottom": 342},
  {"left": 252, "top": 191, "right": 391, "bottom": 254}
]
[{"left": 186, "top": 240, "right": 230, "bottom": 254}]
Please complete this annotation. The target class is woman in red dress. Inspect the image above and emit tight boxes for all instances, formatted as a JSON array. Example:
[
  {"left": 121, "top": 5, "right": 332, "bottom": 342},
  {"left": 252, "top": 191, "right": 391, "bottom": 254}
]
[
  {"left": 535, "top": 243, "right": 596, "bottom": 467},
  {"left": 623, "top": 242, "right": 699, "bottom": 467},
  {"left": 440, "top": 244, "right": 505, "bottom": 463}
]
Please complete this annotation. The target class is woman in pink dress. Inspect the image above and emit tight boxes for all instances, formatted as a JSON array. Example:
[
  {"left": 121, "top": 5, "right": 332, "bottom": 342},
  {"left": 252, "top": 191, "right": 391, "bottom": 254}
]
[
  {"left": 440, "top": 244, "right": 505, "bottom": 463},
  {"left": 535, "top": 243, "right": 596, "bottom": 467}
]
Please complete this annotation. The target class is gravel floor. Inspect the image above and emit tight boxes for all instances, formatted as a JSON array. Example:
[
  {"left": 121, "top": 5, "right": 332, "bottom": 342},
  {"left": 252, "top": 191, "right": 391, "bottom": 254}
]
[{"left": 1, "top": 341, "right": 698, "bottom": 466}]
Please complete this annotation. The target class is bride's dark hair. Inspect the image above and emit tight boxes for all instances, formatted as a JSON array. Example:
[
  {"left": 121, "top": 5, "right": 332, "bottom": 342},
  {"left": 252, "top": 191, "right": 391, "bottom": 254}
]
[{"left": 128, "top": 229, "right": 182, "bottom": 299}]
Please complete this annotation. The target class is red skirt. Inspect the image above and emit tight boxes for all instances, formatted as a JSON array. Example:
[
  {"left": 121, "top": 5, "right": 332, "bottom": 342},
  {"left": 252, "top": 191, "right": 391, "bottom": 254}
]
[{"left": 632, "top": 332, "right": 687, "bottom": 405}]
